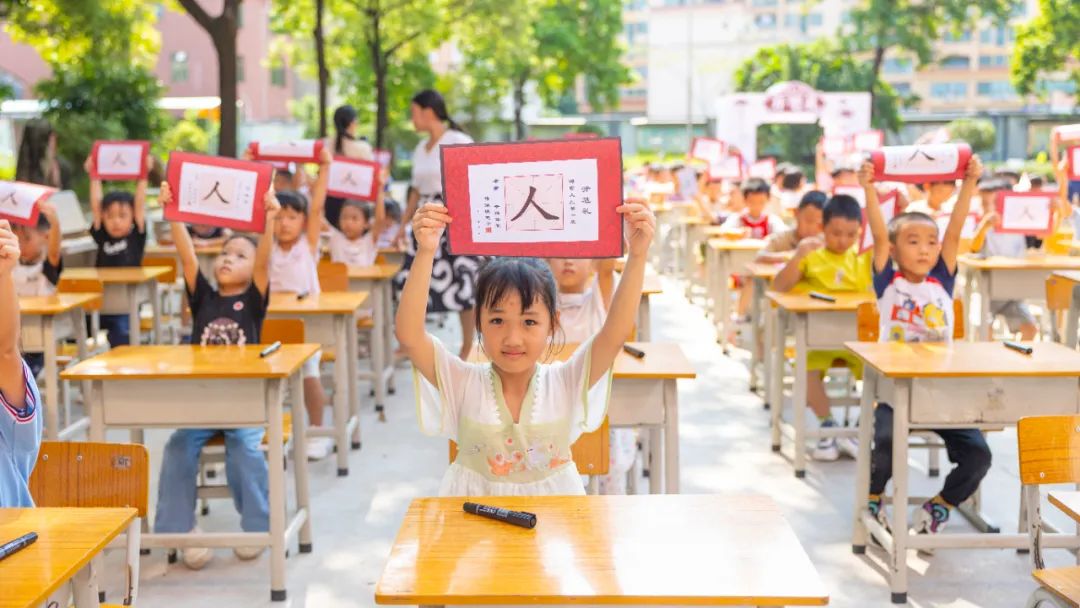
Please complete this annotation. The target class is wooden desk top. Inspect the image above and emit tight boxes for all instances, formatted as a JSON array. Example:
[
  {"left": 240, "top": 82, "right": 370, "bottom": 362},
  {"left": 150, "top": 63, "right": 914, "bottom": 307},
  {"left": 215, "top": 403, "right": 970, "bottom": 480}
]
[
  {"left": 958, "top": 254, "right": 1080, "bottom": 271},
  {"left": 60, "top": 344, "right": 320, "bottom": 381},
  {"left": 268, "top": 291, "right": 369, "bottom": 314},
  {"left": 0, "top": 507, "right": 136, "bottom": 608},
  {"left": 19, "top": 293, "right": 102, "bottom": 315},
  {"left": 844, "top": 341, "right": 1080, "bottom": 378},
  {"left": 471, "top": 342, "right": 697, "bottom": 380},
  {"left": 766, "top": 290, "right": 874, "bottom": 312},
  {"left": 347, "top": 263, "right": 400, "bottom": 281},
  {"left": 375, "top": 495, "right": 828, "bottom": 606},
  {"left": 1052, "top": 270, "right": 1080, "bottom": 284},
  {"left": 1049, "top": 491, "right": 1080, "bottom": 524},
  {"left": 61, "top": 266, "right": 170, "bottom": 284},
  {"left": 746, "top": 262, "right": 783, "bottom": 280},
  {"left": 146, "top": 242, "right": 223, "bottom": 256},
  {"left": 707, "top": 238, "right": 767, "bottom": 252},
  {"left": 677, "top": 215, "right": 710, "bottom": 226}
]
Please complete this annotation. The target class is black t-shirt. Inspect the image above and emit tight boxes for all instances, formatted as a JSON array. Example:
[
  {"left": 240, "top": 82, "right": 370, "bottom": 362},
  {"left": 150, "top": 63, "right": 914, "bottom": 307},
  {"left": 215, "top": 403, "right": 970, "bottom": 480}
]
[
  {"left": 42, "top": 257, "right": 62, "bottom": 286},
  {"left": 187, "top": 270, "right": 268, "bottom": 346},
  {"left": 91, "top": 224, "right": 146, "bottom": 267}
]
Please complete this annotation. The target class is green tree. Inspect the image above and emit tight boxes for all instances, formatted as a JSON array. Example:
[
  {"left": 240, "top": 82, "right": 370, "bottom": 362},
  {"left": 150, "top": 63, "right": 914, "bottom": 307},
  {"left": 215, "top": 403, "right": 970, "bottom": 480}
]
[
  {"left": 4, "top": 0, "right": 160, "bottom": 67},
  {"left": 844, "top": 0, "right": 1018, "bottom": 109},
  {"left": 1011, "top": 0, "right": 1080, "bottom": 96},
  {"left": 174, "top": 0, "right": 242, "bottom": 157},
  {"left": 734, "top": 40, "right": 906, "bottom": 167},
  {"left": 946, "top": 117, "right": 996, "bottom": 153}
]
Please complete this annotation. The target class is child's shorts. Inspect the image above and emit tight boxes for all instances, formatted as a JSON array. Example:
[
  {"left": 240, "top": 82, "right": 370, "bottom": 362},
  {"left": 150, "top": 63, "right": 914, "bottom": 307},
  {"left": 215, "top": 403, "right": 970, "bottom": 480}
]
[
  {"left": 807, "top": 349, "right": 864, "bottom": 377},
  {"left": 302, "top": 349, "right": 322, "bottom": 379},
  {"left": 990, "top": 299, "right": 1036, "bottom": 332}
]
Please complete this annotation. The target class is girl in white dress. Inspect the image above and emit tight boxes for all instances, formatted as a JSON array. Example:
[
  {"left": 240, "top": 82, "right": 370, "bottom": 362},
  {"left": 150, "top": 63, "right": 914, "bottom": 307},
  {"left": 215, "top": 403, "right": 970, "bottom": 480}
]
[{"left": 396, "top": 201, "right": 656, "bottom": 496}]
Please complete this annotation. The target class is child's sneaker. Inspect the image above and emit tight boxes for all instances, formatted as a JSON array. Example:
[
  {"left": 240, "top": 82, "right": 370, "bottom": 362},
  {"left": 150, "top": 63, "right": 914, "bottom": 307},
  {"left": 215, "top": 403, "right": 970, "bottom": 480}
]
[
  {"left": 234, "top": 546, "right": 266, "bottom": 561},
  {"left": 181, "top": 529, "right": 213, "bottom": 570},
  {"left": 812, "top": 418, "right": 840, "bottom": 461},
  {"left": 910, "top": 499, "right": 950, "bottom": 555}
]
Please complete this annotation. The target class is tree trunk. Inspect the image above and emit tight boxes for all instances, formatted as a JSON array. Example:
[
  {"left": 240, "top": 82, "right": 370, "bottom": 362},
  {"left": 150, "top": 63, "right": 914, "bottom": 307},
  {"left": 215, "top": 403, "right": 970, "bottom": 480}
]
[
  {"left": 213, "top": 1, "right": 240, "bottom": 157},
  {"left": 868, "top": 43, "right": 886, "bottom": 123},
  {"left": 315, "top": 0, "right": 328, "bottom": 138},
  {"left": 513, "top": 75, "right": 527, "bottom": 141},
  {"left": 375, "top": 66, "right": 388, "bottom": 149}
]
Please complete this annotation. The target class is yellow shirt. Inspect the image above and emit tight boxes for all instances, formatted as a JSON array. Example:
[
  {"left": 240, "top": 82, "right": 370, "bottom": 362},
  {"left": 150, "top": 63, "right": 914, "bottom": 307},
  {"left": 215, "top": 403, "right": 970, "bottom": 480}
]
[{"left": 796, "top": 247, "right": 872, "bottom": 293}]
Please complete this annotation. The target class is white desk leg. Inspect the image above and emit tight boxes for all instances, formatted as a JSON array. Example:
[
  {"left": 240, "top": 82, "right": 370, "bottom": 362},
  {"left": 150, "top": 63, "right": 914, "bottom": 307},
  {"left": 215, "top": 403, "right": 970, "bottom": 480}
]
[
  {"left": 648, "top": 427, "right": 662, "bottom": 494},
  {"left": 43, "top": 317, "right": 59, "bottom": 440},
  {"left": 70, "top": 560, "right": 101, "bottom": 608},
  {"left": 718, "top": 251, "right": 731, "bottom": 350},
  {"left": 74, "top": 308, "right": 92, "bottom": 433},
  {"left": 962, "top": 265, "right": 974, "bottom": 341},
  {"left": 333, "top": 315, "right": 349, "bottom": 477},
  {"left": 384, "top": 282, "right": 396, "bottom": 395},
  {"left": 978, "top": 270, "right": 993, "bottom": 341},
  {"left": 769, "top": 308, "right": 786, "bottom": 451},
  {"left": 663, "top": 379, "right": 679, "bottom": 494},
  {"left": 267, "top": 378, "right": 288, "bottom": 602},
  {"left": 706, "top": 245, "right": 717, "bottom": 320},
  {"left": 852, "top": 369, "right": 878, "bottom": 552},
  {"left": 1067, "top": 286, "right": 1080, "bottom": 350},
  {"left": 291, "top": 371, "right": 313, "bottom": 553},
  {"left": 792, "top": 313, "right": 808, "bottom": 478},
  {"left": 371, "top": 281, "right": 387, "bottom": 419},
  {"left": 88, "top": 380, "right": 105, "bottom": 443},
  {"left": 888, "top": 379, "right": 911, "bottom": 604},
  {"left": 750, "top": 277, "right": 764, "bottom": 393},
  {"left": 128, "top": 285, "right": 141, "bottom": 347},
  {"left": 150, "top": 281, "right": 162, "bottom": 345},
  {"left": 638, "top": 296, "right": 651, "bottom": 342},
  {"left": 348, "top": 315, "right": 362, "bottom": 449},
  {"left": 683, "top": 225, "right": 694, "bottom": 295}
]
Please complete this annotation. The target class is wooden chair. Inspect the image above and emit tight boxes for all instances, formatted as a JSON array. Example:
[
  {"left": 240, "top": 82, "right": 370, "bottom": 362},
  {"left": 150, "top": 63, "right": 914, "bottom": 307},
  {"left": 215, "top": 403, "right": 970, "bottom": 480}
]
[
  {"left": 142, "top": 257, "right": 181, "bottom": 344},
  {"left": 1047, "top": 276, "right": 1075, "bottom": 345},
  {"left": 317, "top": 261, "right": 349, "bottom": 292},
  {"left": 29, "top": 441, "right": 148, "bottom": 607},
  {"left": 1018, "top": 415, "right": 1080, "bottom": 608}
]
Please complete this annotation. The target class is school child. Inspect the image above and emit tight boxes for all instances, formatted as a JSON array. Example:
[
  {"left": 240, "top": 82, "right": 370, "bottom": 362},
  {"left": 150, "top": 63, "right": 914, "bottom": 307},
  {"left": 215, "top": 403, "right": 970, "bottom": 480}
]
[
  {"left": 270, "top": 148, "right": 333, "bottom": 460},
  {"left": 85, "top": 153, "right": 149, "bottom": 346},
  {"left": 328, "top": 192, "right": 390, "bottom": 267},
  {"left": 375, "top": 199, "right": 404, "bottom": 249},
  {"left": 395, "top": 201, "right": 655, "bottom": 496},
  {"left": 0, "top": 220, "right": 43, "bottom": 508},
  {"left": 862, "top": 156, "right": 991, "bottom": 540},
  {"left": 756, "top": 191, "right": 826, "bottom": 264},
  {"left": 777, "top": 167, "right": 807, "bottom": 214},
  {"left": 152, "top": 182, "right": 276, "bottom": 569},
  {"left": 188, "top": 223, "right": 230, "bottom": 246},
  {"left": 906, "top": 179, "right": 958, "bottom": 217},
  {"left": 772, "top": 193, "right": 868, "bottom": 461},
  {"left": 720, "top": 178, "right": 787, "bottom": 239},
  {"left": 11, "top": 202, "right": 62, "bottom": 376}
]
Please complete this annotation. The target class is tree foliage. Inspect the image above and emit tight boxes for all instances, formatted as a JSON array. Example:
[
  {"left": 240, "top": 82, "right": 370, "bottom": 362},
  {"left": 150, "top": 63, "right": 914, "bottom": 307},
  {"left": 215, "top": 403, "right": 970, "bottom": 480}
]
[
  {"left": 946, "top": 118, "right": 996, "bottom": 153},
  {"left": 4, "top": 0, "right": 160, "bottom": 67},
  {"left": 1011, "top": 0, "right": 1080, "bottom": 96}
]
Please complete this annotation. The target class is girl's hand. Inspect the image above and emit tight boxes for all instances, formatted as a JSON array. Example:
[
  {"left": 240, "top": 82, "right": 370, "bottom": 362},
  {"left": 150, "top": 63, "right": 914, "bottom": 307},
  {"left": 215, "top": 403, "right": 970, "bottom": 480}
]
[
  {"left": 158, "top": 182, "right": 173, "bottom": 208},
  {"left": 617, "top": 202, "right": 655, "bottom": 257},
  {"left": 857, "top": 161, "right": 875, "bottom": 189},
  {"left": 265, "top": 188, "right": 281, "bottom": 219},
  {"left": 0, "top": 221, "right": 20, "bottom": 274},
  {"left": 412, "top": 203, "right": 451, "bottom": 254},
  {"left": 964, "top": 155, "right": 983, "bottom": 184},
  {"left": 241, "top": 148, "right": 255, "bottom": 161},
  {"left": 319, "top": 147, "right": 333, "bottom": 166},
  {"left": 83, "top": 154, "right": 95, "bottom": 175}
]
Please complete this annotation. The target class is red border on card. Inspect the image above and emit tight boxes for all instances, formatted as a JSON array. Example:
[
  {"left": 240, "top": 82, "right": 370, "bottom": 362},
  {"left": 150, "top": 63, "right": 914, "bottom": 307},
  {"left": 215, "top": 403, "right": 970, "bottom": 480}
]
[
  {"left": 994, "top": 190, "right": 1055, "bottom": 236},
  {"left": 164, "top": 152, "right": 273, "bottom": 233},
  {"left": 441, "top": 138, "right": 624, "bottom": 258},
  {"left": 91, "top": 140, "right": 150, "bottom": 181},
  {"left": 0, "top": 181, "right": 52, "bottom": 226},
  {"left": 859, "top": 190, "right": 897, "bottom": 253},
  {"left": 1068, "top": 146, "right": 1080, "bottom": 181},
  {"left": 248, "top": 140, "right": 324, "bottom": 164},
  {"left": 690, "top": 137, "right": 726, "bottom": 164},
  {"left": 1054, "top": 125, "right": 1080, "bottom": 145},
  {"left": 870, "top": 143, "right": 972, "bottom": 184},
  {"left": 326, "top": 156, "right": 381, "bottom": 201}
]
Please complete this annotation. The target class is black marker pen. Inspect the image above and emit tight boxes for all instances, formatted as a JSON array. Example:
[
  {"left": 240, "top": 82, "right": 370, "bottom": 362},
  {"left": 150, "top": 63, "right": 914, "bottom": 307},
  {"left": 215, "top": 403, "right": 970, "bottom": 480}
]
[
  {"left": 622, "top": 344, "right": 646, "bottom": 359},
  {"left": 259, "top": 341, "right": 282, "bottom": 358},
  {"left": 0, "top": 532, "right": 37, "bottom": 562},
  {"left": 1003, "top": 340, "right": 1033, "bottom": 355},
  {"left": 296, "top": 291, "right": 310, "bottom": 300},
  {"left": 808, "top": 291, "right": 836, "bottom": 303},
  {"left": 463, "top": 502, "right": 537, "bottom": 529}
]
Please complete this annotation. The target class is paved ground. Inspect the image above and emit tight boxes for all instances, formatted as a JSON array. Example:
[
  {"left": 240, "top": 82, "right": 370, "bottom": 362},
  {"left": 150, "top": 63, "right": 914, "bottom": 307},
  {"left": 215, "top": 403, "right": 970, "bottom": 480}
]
[{"left": 92, "top": 276, "right": 1072, "bottom": 607}]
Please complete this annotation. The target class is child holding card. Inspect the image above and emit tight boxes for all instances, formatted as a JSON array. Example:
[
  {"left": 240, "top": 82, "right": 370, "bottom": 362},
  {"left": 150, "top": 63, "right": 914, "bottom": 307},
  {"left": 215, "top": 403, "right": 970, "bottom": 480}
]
[
  {"left": 328, "top": 194, "right": 389, "bottom": 267},
  {"left": 85, "top": 153, "right": 149, "bottom": 346},
  {"left": 0, "top": 219, "right": 43, "bottom": 508},
  {"left": 397, "top": 201, "right": 654, "bottom": 496},
  {"left": 13, "top": 201, "right": 62, "bottom": 376},
  {"left": 862, "top": 155, "right": 992, "bottom": 541},
  {"left": 153, "top": 182, "right": 277, "bottom": 569}
]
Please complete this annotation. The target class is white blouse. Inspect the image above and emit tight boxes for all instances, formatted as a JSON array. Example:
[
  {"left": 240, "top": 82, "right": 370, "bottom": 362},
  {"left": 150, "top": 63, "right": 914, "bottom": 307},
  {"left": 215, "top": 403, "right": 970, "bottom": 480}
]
[{"left": 410, "top": 130, "right": 474, "bottom": 197}]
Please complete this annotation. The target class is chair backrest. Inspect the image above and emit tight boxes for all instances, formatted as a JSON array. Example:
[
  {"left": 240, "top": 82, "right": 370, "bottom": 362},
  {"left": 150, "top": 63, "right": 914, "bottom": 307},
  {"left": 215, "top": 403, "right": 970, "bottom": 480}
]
[
  {"left": 1018, "top": 415, "right": 1080, "bottom": 486},
  {"left": 58, "top": 277, "right": 104, "bottom": 312},
  {"left": 1047, "top": 276, "right": 1074, "bottom": 313},
  {"left": 856, "top": 299, "right": 965, "bottom": 341},
  {"left": 262, "top": 318, "right": 305, "bottom": 345},
  {"left": 29, "top": 442, "right": 149, "bottom": 517},
  {"left": 142, "top": 256, "right": 178, "bottom": 284},
  {"left": 448, "top": 419, "right": 611, "bottom": 476},
  {"left": 318, "top": 261, "right": 349, "bottom": 292}
]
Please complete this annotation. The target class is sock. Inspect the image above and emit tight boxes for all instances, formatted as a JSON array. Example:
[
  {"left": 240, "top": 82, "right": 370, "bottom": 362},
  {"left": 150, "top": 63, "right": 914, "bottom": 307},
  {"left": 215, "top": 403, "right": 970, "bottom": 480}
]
[
  {"left": 819, "top": 415, "right": 837, "bottom": 427},
  {"left": 868, "top": 494, "right": 882, "bottom": 515},
  {"left": 925, "top": 496, "right": 951, "bottom": 523}
]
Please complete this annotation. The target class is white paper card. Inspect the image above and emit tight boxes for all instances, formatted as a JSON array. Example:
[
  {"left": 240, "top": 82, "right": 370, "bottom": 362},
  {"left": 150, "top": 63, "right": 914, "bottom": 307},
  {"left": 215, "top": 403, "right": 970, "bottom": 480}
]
[
  {"left": 257, "top": 140, "right": 317, "bottom": 159},
  {"left": 328, "top": 161, "right": 376, "bottom": 198},
  {"left": 709, "top": 156, "right": 743, "bottom": 180},
  {"left": 882, "top": 145, "right": 959, "bottom": 177},
  {"left": 749, "top": 160, "right": 775, "bottom": 180},
  {"left": 852, "top": 131, "right": 883, "bottom": 152},
  {"left": 822, "top": 137, "right": 847, "bottom": 158},
  {"left": 1055, "top": 124, "right": 1080, "bottom": 143},
  {"left": 860, "top": 194, "right": 896, "bottom": 253},
  {"left": 834, "top": 185, "right": 866, "bottom": 207},
  {"left": 692, "top": 139, "right": 725, "bottom": 164},
  {"left": 177, "top": 163, "right": 259, "bottom": 222},
  {"left": 466, "top": 159, "right": 599, "bottom": 244},
  {"left": 935, "top": 213, "right": 978, "bottom": 239},
  {"left": 1000, "top": 195, "right": 1052, "bottom": 232},
  {"left": 1071, "top": 147, "right": 1080, "bottom": 174},
  {"left": 96, "top": 143, "right": 144, "bottom": 177},
  {"left": 0, "top": 182, "right": 49, "bottom": 221}
]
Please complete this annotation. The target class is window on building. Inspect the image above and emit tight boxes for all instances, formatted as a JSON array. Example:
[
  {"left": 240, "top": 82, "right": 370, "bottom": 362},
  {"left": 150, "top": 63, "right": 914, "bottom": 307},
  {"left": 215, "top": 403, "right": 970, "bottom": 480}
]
[
  {"left": 806, "top": 12, "right": 823, "bottom": 26},
  {"left": 783, "top": 13, "right": 798, "bottom": 27},
  {"left": 271, "top": 65, "right": 287, "bottom": 88},
  {"left": 1039, "top": 79, "right": 1078, "bottom": 94},
  {"left": 943, "top": 29, "right": 971, "bottom": 43},
  {"left": 940, "top": 55, "right": 971, "bottom": 70},
  {"left": 840, "top": 10, "right": 852, "bottom": 24},
  {"left": 977, "top": 81, "right": 1015, "bottom": 99},
  {"left": 236, "top": 55, "right": 245, "bottom": 83},
  {"left": 981, "top": 25, "right": 1008, "bottom": 45},
  {"left": 882, "top": 58, "right": 913, "bottom": 74},
  {"left": 754, "top": 13, "right": 777, "bottom": 28},
  {"left": 170, "top": 51, "right": 189, "bottom": 83},
  {"left": 891, "top": 82, "right": 912, "bottom": 96},
  {"left": 978, "top": 54, "right": 1008, "bottom": 68},
  {"left": 930, "top": 82, "right": 968, "bottom": 100}
]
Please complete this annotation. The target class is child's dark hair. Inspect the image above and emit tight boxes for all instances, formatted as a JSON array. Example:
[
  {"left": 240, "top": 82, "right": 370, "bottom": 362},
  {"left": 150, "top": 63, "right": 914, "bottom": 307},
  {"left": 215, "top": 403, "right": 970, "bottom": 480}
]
[
  {"left": 781, "top": 169, "right": 805, "bottom": 191},
  {"left": 276, "top": 190, "right": 309, "bottom": 215},
  {"left": 102, "top": 190, "right": 135, "bottom": 213},
  {"left": 341, "top": 199, "right": 373, "bottom": 222},
  {"left": 823, "top": 194, "right": 863, "bottom": 224},
  {"left": 474, "top": 257, "right": 559, "bottom": 338},
  {"left": 798, "top": 190, "right": 827, "bottom": 211},
  {"left": 384, "top": 199, "right": 403, "bottom": 223},
  {"left": 977, "top": 177, "right": 1011, "bottom": 193},
  {"left": 224, "top": 233, "right": 258, "bottom": 250},
  {"left": 741, "top": 177, "right": 770, "bottom": 197}
]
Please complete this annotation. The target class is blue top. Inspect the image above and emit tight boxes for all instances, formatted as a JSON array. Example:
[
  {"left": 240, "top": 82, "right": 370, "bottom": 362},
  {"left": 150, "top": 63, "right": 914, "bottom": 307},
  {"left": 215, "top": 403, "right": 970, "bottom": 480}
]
[
  {"left": 0, "top": 359, "right": 42, "bottom": 507},
  {"left": 872, "top": 257, "right": 956, "bottom": 343}
]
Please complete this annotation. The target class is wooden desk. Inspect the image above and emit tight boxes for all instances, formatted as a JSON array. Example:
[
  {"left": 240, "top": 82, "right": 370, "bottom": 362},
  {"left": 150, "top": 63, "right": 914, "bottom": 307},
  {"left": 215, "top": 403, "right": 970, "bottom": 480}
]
[
  {"left": 61, "top": 267, "right": 169, "bottom": 346},
  {"left": 378, "top": 246, "right": 405, "bottom": 267},
  {"left": 846, "top": 341, "right": 1080, "bottom": 603},
  {"left": 637, "top": 272, "right": 662, "bottom": 341},
  {"left": 674, "top": 215, "right": 709, "bottom": 287},
  {"left": 766, "top": 291, "right": 875, "bottom": 477},
  {"left": 0, "top": 507, "right": 136, "bottom": 608},
  {"left": 348, "top": 263, "right": 399, "bottom": 416},
  {"left": 959, "top": 255, "right": 1080, "bottom": 340},
  {"left": 19, "top": 293, "right": 102, "bottom": 440},
  {"left": 706, "top": 238, "right": 766, "bottom": 352},
  {"left": 1053, "top": 270, "right": 1080, "bottom": 348},
  {"left": 746, "top": 263, "right": 783, "bottom": 395},
  {"left": 269, "top": 291, "right": 369, "bottom": 475},
  {"left": 61, "top": 344, "right": 320, "bottom": 602},
  {"left": 146, "top": 242, "right": 222, "bottom": 277},
  {"left": 375, "top": 495, "right": 829, "bottom": 606},
  {"left": 472, "top": 342, "right": 696, "bottom": 494}
]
